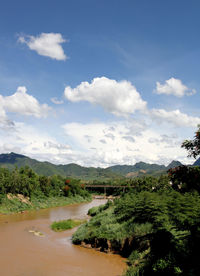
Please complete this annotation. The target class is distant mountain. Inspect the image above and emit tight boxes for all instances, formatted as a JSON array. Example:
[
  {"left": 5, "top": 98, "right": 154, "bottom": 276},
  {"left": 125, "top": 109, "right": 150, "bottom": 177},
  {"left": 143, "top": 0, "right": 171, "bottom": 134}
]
[
  {"left": 107, "top": 160, "right": 182, "bottom": 177},
  {"left": 108, "top": 162, "right": 164, "bottom": 175},
  {"left": 0, "top": 152, "right": 184, "bottom": 179},
  {"left": 0, "top": 152, "right": 119, "bottom": 180},
  {"left": 193, "top": 157, "right": 200, "bottom": 166},
  {"left": 166, "top": 160, "right": 183, "bottom": 169}
]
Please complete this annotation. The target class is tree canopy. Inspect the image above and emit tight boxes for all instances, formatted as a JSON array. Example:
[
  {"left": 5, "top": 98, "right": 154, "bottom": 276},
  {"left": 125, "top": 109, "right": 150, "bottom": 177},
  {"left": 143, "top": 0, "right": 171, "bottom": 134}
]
[{"left": 182, "top": 125, "right": 200, "bottom": 159}]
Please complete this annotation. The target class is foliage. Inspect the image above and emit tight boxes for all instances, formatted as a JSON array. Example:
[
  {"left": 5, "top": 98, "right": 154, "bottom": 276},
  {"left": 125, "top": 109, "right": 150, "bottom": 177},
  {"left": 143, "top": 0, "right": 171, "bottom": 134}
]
[
  {"left": 51, "top": 219, "right": 86, "bottom": 232},
  {"left": 87, "top": 206, "right": 101, "bottom": 216},
  {"left": 87, "top": 200, "right": 113, "bottom": 216},
  {"left": 87, "top": 175, "right": 171, "bottom": 195},
  {"left": 120, "top": 190, "right": 200, "bottom": 275},
  {"left": 182, "top": 125, "right": 200, "bottom": 158},
  {"left": 0, "top": 166, "right": 91, "bottom": 198},
  {"left": 73, "top": 180, "right": 200, "bottom": 275},
  {"left": 0, "top": 166, "right": 91, "bottom": 214},
  {"left": 0, "top": 195, "right": 32, "bottom": 213},
  {"left": 168, "top": 165, "right": 200, "bottom": 193},
  {"left": 63, "top": 178, "right": 89, "bottom": 198}
]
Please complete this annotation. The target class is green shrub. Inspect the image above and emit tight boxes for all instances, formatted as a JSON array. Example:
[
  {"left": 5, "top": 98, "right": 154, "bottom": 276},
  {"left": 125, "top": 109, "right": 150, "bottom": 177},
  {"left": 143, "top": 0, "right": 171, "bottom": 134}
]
[
  {"left": 87, "top": 206, "right": 100, "bottom": 216},
  {"left": 51, "top": 219, "right": 86, "bottom": 232}
]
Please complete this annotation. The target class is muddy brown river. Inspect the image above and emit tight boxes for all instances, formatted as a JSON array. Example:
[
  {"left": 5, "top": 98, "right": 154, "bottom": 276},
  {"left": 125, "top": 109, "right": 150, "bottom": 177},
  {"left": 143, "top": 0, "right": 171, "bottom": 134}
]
[{"left": 0, "top": 199, "right": 126, "bottom": 276}]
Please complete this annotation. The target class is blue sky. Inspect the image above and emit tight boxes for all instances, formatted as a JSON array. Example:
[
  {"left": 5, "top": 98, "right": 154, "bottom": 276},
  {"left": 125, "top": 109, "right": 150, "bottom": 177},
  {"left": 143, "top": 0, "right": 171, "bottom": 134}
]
[{"left": 0, "top": 0, "right": 200, "bottom": 167}]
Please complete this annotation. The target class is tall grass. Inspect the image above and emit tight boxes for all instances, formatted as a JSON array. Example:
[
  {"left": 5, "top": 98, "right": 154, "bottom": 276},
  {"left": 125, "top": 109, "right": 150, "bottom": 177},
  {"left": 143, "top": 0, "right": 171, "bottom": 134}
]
[{"left": 51, "top": 219, "right": 86, "bottom": 232}]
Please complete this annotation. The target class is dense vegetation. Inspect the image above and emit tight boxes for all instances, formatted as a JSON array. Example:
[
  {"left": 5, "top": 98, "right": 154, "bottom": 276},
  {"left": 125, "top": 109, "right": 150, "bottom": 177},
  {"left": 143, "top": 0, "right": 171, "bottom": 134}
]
[
  {"left": 0, "top": 166, "right": 91, "bottom": 213},
  {"left": 73, "top": 175, "right": 200, "bottom": 275},
  {"left": 73, "top": 126, "right": 200, "bottom": 275}
]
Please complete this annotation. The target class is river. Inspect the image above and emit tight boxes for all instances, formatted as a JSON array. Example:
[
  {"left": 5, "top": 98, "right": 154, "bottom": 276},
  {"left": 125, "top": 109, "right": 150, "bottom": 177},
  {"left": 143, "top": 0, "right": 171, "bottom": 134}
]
[{"left": 0, "top": 199, "right": 126, "bottom": 276}]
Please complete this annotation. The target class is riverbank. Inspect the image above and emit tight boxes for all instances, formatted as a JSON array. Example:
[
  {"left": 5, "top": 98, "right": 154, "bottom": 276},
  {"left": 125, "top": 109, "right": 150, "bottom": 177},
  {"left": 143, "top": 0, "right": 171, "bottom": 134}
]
[
  {"left": 0, "top": 198, "right": 126, "bottom": 276},
  {"left": 72, "top": 200, "right": 129, "bottom": 255},
  {"left": 0, "top": 194, "right": 92, "bottom": 214},
  {"left": 72, "top": 190, "right": 200, "bottom": 275}
]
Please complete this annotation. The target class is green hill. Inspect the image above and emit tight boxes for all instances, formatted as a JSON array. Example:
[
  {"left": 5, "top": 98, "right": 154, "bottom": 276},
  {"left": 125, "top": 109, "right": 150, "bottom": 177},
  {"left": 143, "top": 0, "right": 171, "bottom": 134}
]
[
  {"left": 0, "top": 152, "right": 118, "bottom": 180},
  {"left": 0, "top": 152, "right": 185, "bottom": 179},
  {"left": 107, "top": 161, "right": 181, "bottom": 177}
]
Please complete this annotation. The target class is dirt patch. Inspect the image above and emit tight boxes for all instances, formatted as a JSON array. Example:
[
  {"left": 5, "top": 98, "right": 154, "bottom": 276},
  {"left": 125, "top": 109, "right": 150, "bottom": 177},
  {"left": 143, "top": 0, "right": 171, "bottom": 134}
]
[{"left": 7, "top": 194, "right": 32, "bottom": 205}]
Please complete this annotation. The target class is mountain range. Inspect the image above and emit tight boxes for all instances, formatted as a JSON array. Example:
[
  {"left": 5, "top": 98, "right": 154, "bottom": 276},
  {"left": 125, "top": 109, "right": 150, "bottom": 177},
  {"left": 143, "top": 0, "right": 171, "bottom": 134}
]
[{"left": 0, "top": 152, "right": 199, "bottom": 180}]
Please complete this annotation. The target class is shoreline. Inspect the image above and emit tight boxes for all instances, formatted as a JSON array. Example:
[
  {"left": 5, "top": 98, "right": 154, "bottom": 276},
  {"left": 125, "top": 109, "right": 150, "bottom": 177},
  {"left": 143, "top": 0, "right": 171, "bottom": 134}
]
[{"left": 0, "top": 194, "right": 92, "bottom": 215}]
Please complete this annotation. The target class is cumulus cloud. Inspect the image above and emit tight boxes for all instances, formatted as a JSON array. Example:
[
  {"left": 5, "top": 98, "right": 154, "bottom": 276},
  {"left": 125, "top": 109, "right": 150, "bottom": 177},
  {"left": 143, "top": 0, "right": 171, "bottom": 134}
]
[
  {"left": 18, "top": 33, "right": 67, "bottom": 60},
  {"left": 105, "top": 133, "right": 115, "bottom": 140},
  {"left": 150, "top": 108, "right": 200, "bottom": 127},
  {"left": 64, "top": 77, "right": 147, "bottom": 117},
  {"left": 155, "top": 77, "right": 196, "bottom": 97},
  {"left": 0, "top": 86, "right": 50, "bottom": 118},
  {"left": 44, "top": 141, "right": 70, "bottom": 150},
  {"left": 0, "top": 87, "right": 50, "bottom": 129},
  {"left": 123, "top": 136, "right": 135, "bottom": 143},
  {"left": 0, "top": 122, "right": 72, "bottom": 164},
  {"left": 0, "top": 101, "right": 15, "bottom": 128},
  {"left": 100, "top": 139, "right": 107, "bottom": 144},
  {"left": 148, "top": 134, "right": 181, "bottom": 148},
  {"left": 51, "top": 97, "right": 64, "bottom": 104},
  {"left": 0, "top": 117, "right": 193, "bottom": 167},
  {"left": 62, "top": 121, "right": 189, "bottom": 167}
]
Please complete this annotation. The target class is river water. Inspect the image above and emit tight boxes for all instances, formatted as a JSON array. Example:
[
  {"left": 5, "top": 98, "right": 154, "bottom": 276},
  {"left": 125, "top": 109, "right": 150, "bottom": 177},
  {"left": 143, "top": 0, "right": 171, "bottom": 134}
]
[{"left": 0, "top": 199, "right": 126, "bottom": 276}]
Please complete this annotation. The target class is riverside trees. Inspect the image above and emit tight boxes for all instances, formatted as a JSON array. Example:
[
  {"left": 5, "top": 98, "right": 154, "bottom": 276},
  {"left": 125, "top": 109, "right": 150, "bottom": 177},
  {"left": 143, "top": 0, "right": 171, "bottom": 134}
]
[
  {"left": 0, "top": 166, "right": 89, "bottom": 199},
  {"left": 0, "top": 166, "right": 91, "bottom": 213}
]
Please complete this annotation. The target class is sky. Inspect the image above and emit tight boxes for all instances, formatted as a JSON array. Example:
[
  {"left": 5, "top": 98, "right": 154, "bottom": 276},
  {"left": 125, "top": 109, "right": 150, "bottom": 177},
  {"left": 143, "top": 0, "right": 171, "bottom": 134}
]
[{"left": 0, "top": 0, "right": 200, "bottom": 167}]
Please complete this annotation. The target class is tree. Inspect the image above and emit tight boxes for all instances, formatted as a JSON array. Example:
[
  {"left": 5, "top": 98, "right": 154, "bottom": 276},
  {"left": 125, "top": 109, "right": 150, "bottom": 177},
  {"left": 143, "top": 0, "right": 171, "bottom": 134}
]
[{"left": 181, "top": 124, "right": 200, "bottom": 159}]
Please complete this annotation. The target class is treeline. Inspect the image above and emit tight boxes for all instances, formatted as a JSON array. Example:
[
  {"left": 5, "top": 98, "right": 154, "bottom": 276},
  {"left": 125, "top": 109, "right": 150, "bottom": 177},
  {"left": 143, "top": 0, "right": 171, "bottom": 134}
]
[
  {"left": 0, "top": 166, "right": 89, "bottom": 199},
  {"left": 86, "top": 175, "right": 170, "bottom": 195}
]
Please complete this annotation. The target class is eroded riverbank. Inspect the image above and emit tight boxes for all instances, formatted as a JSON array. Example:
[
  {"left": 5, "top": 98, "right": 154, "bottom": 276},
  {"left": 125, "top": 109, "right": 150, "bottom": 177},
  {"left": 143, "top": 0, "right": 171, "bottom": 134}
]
[
  {"left": 0, "top": 199, "right": 126, "bottom": 276},
  {"left": 0, "top": 194, "right": 92, "bottom": 214}
]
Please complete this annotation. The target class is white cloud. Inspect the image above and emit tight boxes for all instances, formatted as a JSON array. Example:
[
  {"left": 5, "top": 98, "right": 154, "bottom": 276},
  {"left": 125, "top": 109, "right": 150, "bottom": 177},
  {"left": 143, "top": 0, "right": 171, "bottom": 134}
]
[
  {"left": 0, "top": 86, "right": 50, "bottom": 118},
  {"left": 44, "top": 141, "right": 70, "bottom": 150},
  {"left": 123, "top": 136, "right": 135, "bottom": 143},
  {"left": 64, "top": 77, "right": 147, "bottom": 117},
  {"left": 150, "top": 108, "right": 200, "bottom": 127},
  {"left": 0, "top": 122, "right": 72, "bottom": 164},
  {"left": 155, "top": 77, "right": 196, "bottom": 97},
  {"left": 62, "top": 121, "right": 189, "bottom": 167},
  {"left": 18, "top": 33, "right": 67, "bottom": 61},
  {"left": 1, "top": 75, "right": 198, "bottom": 167},
  {"left": 51, "top": 97, "right": 64, "bottom": 104},
  {"left": 0, "top": 118, "right": 194, "bottom": 167},
  {"left": 0, "top": 87, "right": 50, "bottom": 129},
  {"left": 0, "top": 100, "right": 13, "bottom": 128}
]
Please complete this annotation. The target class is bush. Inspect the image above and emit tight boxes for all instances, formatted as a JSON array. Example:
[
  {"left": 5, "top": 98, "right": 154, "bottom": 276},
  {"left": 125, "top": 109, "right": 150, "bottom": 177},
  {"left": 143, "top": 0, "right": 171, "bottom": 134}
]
[{"left": 51, "top": 219, "right": 86, "bottom": 232}]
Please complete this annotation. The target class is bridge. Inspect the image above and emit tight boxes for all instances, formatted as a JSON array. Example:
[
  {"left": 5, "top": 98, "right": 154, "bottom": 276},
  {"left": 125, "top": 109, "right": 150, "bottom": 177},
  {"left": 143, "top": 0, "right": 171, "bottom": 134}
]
[{"left": 84, "top": 184, "right": 135, "bottom": 194}]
